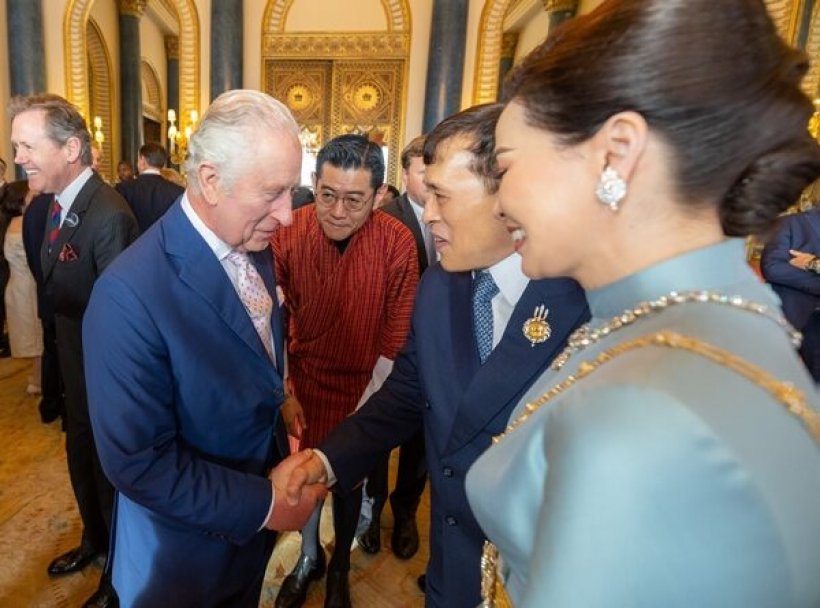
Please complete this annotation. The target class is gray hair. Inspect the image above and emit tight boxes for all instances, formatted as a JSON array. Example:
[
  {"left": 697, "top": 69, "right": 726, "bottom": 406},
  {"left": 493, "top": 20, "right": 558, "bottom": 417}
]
[
  {"left": 184, "top": 89, "right": 300, "bottom": 192},
  {"left": 8, "top": 94, "right": 93, "bottom": 166}
]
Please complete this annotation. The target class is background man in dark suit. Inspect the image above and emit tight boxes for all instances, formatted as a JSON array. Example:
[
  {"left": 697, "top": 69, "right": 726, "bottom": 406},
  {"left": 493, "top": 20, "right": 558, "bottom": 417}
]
[
  {"left": 761, "top": 205, "right": 820, "bottom": 380},
  {"left": 82, "top": 89, "right": 326, "bottom": 608},
  {"left": 284, "top": 104, "right": 590, "bottom": 608},
  {"left": 10, "top": 93, "right": 139, "bottom": 608},
  {"left": 22, "top": 192, "right": 66, "bottom": 424},
  {"left": 116, "top": 141, "right": 184, "bottom": 233},
  {"left": 0, "top": 157, "right": 10, "bottom": 357},
  {"left": 360, "top": 136, "right": 433, "bottom": 560}
]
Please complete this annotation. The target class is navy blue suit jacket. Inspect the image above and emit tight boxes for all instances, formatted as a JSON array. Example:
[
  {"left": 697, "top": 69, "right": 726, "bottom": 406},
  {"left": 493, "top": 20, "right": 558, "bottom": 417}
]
[
  {"left": 761, "top": 209, "right": 820, "bottom": 330},
  {"left": 320, "top": 264, "right": 589, "bottom": 608},
  {"left": 83, "top": 201, "right": 289, "bottom": 607}
]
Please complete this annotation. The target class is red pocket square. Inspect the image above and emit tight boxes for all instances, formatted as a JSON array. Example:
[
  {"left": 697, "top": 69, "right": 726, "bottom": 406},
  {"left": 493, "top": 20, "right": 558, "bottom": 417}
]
[{"left": 58, "top": 243, "right": 79, "bottom": 262}]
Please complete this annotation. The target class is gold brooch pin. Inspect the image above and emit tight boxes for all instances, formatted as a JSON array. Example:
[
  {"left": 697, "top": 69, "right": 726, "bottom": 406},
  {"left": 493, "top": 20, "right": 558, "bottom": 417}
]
[{"left": 523, "top": 305, "right": 551, "bottom": 347}]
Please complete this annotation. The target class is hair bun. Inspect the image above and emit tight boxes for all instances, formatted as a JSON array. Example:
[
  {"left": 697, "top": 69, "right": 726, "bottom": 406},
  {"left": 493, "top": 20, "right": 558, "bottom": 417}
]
[{"left": 721, "top": 140, "right": 820, "bottom": 236}]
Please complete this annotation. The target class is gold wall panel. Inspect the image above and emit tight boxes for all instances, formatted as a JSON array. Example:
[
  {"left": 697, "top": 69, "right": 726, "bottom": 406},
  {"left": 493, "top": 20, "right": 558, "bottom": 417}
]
[
  {"left": 265, "top": 60, "right": 333, "bottom": 148},
  {"left": 264, "top": 59, "right": 405, "bottom": 185}
]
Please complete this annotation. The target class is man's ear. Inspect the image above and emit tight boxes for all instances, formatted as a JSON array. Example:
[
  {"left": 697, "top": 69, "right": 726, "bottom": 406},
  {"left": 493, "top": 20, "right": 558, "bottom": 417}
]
[
  {"left": 590, "top": 111, "right": 648, "bottom": 182},
  {"left": 372, "top": 183, "right": 388, "bottom": 208},
  {"left": 197, "top": 162, "right": 221, "bottom": 206},
  {"left": 64, "top": 136, "right": 82, "bottom": 164}
]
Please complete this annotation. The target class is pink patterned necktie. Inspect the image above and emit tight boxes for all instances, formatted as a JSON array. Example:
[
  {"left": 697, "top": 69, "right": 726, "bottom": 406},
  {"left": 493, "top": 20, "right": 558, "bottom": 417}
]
[{"left": 226, "top": 250, "right": 274, "bottom": 362}]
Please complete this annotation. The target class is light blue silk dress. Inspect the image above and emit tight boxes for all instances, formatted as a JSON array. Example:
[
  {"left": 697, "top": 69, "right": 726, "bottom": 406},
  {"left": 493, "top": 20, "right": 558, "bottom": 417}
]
[{"left": 465, "top": 239, "right": 820, "bottom": 608}]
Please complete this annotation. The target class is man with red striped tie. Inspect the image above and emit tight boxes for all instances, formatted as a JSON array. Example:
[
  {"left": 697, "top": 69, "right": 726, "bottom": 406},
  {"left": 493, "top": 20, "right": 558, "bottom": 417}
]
[{"left": 10, "top": 94, "right": 137, "bottom": 608}]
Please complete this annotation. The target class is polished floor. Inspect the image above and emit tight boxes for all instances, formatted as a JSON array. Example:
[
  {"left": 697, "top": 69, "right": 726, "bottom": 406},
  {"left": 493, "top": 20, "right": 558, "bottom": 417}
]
[{"left": 0, "top": 356, "right": 428, "bottom": 607}]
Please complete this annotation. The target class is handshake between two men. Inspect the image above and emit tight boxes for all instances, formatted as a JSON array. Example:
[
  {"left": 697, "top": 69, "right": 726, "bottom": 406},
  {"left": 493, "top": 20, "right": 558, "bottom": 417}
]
[{"left": 264, "top": 449, "right": 331, "bottom": 531}]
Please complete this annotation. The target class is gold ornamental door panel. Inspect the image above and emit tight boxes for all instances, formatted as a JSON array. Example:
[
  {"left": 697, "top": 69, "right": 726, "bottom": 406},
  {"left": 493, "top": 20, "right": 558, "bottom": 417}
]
[{"left": 265, "top": 59, "right": 406, "bottom": 186}]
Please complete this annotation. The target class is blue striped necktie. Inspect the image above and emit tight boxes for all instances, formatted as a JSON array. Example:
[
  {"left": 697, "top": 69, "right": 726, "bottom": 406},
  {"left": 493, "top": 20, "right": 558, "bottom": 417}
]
[{"left": 472, "top": 270, "right": 498, "bottom": 364}]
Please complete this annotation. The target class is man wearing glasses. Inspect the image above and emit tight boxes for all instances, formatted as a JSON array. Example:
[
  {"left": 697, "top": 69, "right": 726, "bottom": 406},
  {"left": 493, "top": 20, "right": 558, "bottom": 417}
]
[{"left": 272, "top": 134, "right": 419, "bottom": 608}]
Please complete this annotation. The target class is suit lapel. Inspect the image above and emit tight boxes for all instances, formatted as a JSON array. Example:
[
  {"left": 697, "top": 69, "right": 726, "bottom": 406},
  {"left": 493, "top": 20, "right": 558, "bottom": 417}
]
[
  {"left": 163, "top": 204, "right": 276, "bottom": 369},
  {"left": 41, "top": 173, "right": 102, "bottom": 281},
  {"left": 398, "top": 194, "right": 428, "bottom": 273},
  {"left": 443, "top": 277, "right": 589, "bottom": 454},
  {"left": 449, "top": 271, "right": 479, "bottom": 392}
]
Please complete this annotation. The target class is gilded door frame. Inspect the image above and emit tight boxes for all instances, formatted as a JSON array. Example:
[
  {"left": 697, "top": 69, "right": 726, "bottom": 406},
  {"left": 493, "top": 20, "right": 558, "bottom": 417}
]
[
  {"left": 86, "top": 17, "right": 115, "bottom": 181},
  {"left": 261, "top": 0, "right": 411, "bottom": 186}
]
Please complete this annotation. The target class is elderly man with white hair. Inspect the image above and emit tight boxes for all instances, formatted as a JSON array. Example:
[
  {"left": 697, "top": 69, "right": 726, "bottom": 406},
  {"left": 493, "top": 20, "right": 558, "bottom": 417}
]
[{"left": 83, "top": 89, "right": 327, "bottom": 608}]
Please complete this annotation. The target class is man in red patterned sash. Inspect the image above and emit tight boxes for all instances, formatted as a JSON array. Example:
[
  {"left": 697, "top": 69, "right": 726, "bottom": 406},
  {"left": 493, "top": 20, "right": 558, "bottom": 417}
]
[{"left": 272, "top": 134, "right": 419, "bottom": 608}]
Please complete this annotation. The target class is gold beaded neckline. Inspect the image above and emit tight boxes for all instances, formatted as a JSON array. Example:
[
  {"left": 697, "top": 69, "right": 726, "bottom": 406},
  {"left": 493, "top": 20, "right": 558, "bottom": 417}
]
[{"left": 551, "top": 290, "right": 801, "bottom": 371}]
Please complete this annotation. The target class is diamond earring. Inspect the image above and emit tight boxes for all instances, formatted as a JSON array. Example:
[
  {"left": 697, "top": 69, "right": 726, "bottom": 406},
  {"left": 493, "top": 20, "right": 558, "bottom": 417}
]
[{"left": 595, "top": 166, "right": 627, "bottom": 211}]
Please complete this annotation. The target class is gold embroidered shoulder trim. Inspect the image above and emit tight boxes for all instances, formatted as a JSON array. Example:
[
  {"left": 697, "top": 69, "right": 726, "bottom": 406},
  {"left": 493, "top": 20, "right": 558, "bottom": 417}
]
[{"left": 481, "top": 330, "right": 818, "bottom": 607}]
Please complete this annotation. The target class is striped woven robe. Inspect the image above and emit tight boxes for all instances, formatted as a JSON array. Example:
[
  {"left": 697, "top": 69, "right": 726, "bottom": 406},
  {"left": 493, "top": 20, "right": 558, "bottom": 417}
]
[{"left": 272, "top": 206, "right": 419, "bottom": 448}]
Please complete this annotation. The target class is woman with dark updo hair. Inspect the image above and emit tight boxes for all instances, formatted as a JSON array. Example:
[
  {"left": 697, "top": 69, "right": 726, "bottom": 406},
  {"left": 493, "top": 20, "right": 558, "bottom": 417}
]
[{"left": 465, "top": 1, "right": 820, "bottom": 606}]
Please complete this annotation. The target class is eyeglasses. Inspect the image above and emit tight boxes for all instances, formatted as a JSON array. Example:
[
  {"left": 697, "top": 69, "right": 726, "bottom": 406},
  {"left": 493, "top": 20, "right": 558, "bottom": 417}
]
[{"left": 315, "top": 189, "right": 374, "bottom": 212}]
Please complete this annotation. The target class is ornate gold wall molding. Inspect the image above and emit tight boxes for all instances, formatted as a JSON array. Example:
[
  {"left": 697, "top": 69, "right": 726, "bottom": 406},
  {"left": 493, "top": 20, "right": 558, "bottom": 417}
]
[
  {"left": 804, "top": 1, "right": 820, "bottom": 96},
  {"left": 765, "top": 0, "right": 801, "bottom": 42},
  {"left": 86, "top": 17, "right": 115, "bottom": 181},
  {"left": 473, "top": 0, "right": 512, "bottom": 105},
  {"left": 541, "top": 0, "right": 577, "bottom": 11},
  {"left": 263, "top": 33, "right": 410, "bottom": 58},
  {"left": 118, "top": 0, "right": 148, "bottom": 18},
  {"left": 165, "top": 35, "right": 179, "bottom": 60},
  {"left": 262, "top": 0, "right": 410, "bottom": 33},
  {"left": 64, "top": 0, "right": 200, "bottom": 150},
  {"left": 141, "top": 60, "right": 163, "bottom": 122}
]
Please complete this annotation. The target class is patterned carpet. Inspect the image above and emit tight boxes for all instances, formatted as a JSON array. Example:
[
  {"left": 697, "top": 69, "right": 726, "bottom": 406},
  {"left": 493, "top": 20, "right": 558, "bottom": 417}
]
[{"left": 0, "top": 357, "right": 427, "bottom": 607}]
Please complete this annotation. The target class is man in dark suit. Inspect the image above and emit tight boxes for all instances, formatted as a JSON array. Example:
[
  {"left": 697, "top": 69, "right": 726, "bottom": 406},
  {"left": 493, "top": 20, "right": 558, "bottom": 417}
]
[
  {"left": 82, "top": 89, "right": 326, "bottom": 607},
  {"left": 22, "top": 192, "right": 65, "bottom": 424},
  {"left": 361, "top": 136, "right": 433, "bottom": 560},
  {"left": 0, "top": 157, "right": 10, "bottom": 357},
  {"left": 10, "top": 93, "right": 139, "bottom": 608},
  {"left": 116, "top": 141, "right": 184, "bottom": 233},
  {"left": 285, "top": 104, "right": 590, "bottom": 608},
  {"left": 761, "top": 206, "right": 820, "bottom": 380}
]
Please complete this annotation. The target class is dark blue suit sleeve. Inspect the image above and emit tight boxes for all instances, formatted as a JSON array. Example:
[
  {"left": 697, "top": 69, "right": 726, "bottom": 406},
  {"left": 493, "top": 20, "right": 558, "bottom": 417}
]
[
  {"left": 320, "top": 322, "right": 426, "bottom": 494},
  {"left": 761, "top": 216, "right": 820, "bottom": 295},
  {"left": 83, "top": 272, "right": 273, "bottom": 545}
]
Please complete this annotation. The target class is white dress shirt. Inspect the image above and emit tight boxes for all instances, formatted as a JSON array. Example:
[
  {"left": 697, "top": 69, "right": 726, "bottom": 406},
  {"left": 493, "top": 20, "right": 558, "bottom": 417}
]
[{"left": 54, "top": 167, "right": 94, "bottom": 225}]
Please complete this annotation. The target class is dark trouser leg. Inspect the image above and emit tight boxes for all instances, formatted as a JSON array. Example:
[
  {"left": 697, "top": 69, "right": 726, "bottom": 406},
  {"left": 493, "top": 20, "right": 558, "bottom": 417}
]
[
  {"left": 328, "top": 486, "right": 363, "bottom": 573},
  {"left": 365, "top": 453, "right": 388, "bottom": 520},
  {"left": 56, "top": 317, "right": 114, "bottom": 554},
  {"left": 39, "top": 320, "right": 64, "bottom": 421},
  {"left": 389, "top": 430, "right": 427, "bottom": 520}
]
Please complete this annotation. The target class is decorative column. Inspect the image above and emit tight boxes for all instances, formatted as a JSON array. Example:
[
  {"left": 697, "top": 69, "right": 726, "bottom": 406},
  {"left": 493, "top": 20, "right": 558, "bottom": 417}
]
[
  {"left": 118, "top": 0, "right": 147, "bottom": 167},
  {"left": 210, "top": 0, "right": 243, "bottom": 100},
  {"left": 6, "top": 0, "right": 46, "bottom": 178},
  {"left": 422, "top": 0, "right": 469, "bottom": 134},
  {"left": 6, "top": 0, "right": 46, "bottom": 96},
  {"left": 543, "top": 0, "right": 579, "bottom": 31}
]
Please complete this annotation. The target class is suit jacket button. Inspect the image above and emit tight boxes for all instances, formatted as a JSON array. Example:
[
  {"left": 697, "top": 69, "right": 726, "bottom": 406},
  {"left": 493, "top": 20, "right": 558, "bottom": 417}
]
[
  {"left": 445, "top": 516, "right": 457, "bottom": 526},
  {"left": 425, "top": 401, "right": 431, "bottom": 409},
  {"left": 443, "top": 466, "right": 453, "bottom": 477}
]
